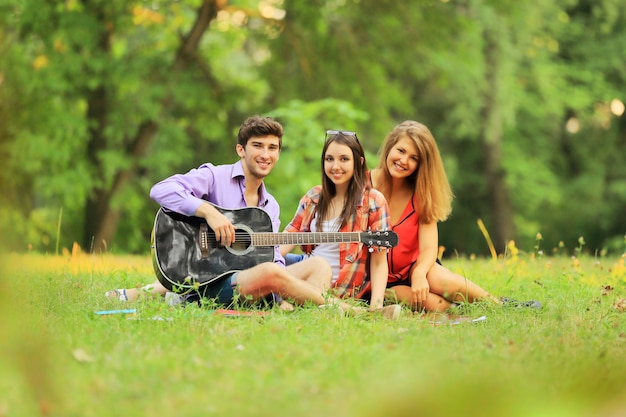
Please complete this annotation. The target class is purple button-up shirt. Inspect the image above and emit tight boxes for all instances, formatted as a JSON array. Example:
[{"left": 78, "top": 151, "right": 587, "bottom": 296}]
[{"left": 150, "top": 160, "right": 285, "bottom": 266}]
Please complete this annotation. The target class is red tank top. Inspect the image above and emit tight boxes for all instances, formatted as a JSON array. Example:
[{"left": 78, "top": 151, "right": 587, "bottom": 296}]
[
  {"left": 387, "top": 197, "right": 420, "bottom": 283},
  {"left": 367, "top": 171, "right": 419, "bottom": 283}
]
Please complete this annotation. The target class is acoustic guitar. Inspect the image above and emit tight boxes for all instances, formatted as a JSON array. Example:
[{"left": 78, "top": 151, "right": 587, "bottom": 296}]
[{"left": 151, "top": 204, "right": 398, "bottom": 293}]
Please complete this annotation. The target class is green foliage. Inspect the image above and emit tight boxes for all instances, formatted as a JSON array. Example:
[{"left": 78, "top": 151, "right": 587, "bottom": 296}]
[
  {"left": 0, "top": 0, "right": 624, "bottom": 254},
  {"left": 1, "top": 0, "right": 274, "bottom": 252}
]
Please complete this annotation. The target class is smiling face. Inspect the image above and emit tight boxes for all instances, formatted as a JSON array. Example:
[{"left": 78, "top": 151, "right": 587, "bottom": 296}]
[
  {"left": 323, "top": 141, "right": 356, "bottom": 191},
  {"left": 386, "top": 135, "right": 419, "bottom": 180},
  {"left": 236, "top": 135, "right": 281, "bottom": 180}
]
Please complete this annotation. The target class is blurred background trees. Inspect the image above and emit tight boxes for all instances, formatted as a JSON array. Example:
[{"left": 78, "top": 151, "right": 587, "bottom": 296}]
[{"left": 0, "top": 0, "right": 624, "bottom": 256}]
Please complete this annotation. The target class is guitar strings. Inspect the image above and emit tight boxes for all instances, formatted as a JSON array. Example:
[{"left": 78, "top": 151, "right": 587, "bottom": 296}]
[{"left": 202, "top": 231, "right": 390, "bottom": 245}]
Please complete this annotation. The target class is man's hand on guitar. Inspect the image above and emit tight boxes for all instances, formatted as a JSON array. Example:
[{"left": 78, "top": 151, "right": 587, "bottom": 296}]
[{"left": 195, "top": 202, "right": 236, "bottom": 247}]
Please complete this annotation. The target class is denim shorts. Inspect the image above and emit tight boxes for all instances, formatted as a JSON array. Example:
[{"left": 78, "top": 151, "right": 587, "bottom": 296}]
[
  {"left": 186, "top": 272, "right": 238, "bottom": 306},
  {"left": 284, "top": 253, "right": 306, "bottom": 265}
]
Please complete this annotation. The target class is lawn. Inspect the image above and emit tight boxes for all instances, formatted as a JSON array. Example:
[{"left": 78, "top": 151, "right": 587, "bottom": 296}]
[{"left": 1, "top": 250, "right": 625, "bottom": 417}]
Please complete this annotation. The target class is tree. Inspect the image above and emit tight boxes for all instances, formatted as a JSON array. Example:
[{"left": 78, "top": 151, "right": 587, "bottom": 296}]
[
  {"left": 263, "top": 0, "right": 626, "bottom": 255},
  {"left": 82, "top": 1, "right": 220, "bottom": 253},
  {"left": 1, "top": 0, "right": 624, "bottom": 255},
  {"left": 0, "top": 0, "right": 278, "bottom": 253}
]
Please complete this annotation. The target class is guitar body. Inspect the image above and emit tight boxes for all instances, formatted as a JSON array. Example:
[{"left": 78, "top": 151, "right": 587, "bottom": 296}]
[{"left": 151, "top": 206, "right": 275, "bottom": 293}]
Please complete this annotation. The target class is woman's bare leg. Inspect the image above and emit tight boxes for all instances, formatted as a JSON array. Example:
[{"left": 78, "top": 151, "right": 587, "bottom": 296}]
[
  {"left": 385, "top": 262, "right": 500, "bottom": 312},
  {"left": 386, "top": 285, "right": 453, "bottom": 312},
  {"left": 427, "top": 263, "right": 500, "bottom": 305}
]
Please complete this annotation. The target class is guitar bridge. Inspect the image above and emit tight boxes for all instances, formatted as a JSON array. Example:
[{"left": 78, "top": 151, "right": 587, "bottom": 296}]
[{"left": 199, "top": 223, "right": 210, "bottom": 258}]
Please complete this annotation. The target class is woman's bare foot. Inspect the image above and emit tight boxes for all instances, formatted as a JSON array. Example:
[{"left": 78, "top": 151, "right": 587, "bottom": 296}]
[
  {"left": 376, "top": 304, "right": 402, "bottom": 320},
  {"left": 279, "top": 300, "right": 295, "bottom": 311}
]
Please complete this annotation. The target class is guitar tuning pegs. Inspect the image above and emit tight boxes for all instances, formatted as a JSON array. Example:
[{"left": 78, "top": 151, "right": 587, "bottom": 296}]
[{"left": 368, "top": 247, "right": 374, "bottom": 253}]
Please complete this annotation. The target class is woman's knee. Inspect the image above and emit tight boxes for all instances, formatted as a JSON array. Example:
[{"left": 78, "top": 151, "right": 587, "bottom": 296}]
[
  {"left": 388, "top": 285, "right": 412, "bottom": 302},
  {"left": 308, "top": 256, "right": 332, "bottom": 273}
]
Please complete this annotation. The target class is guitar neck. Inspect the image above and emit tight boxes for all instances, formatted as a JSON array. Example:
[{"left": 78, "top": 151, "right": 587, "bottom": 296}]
[{"left": 252, "top": 232, "right": 363, "bottom": 246}]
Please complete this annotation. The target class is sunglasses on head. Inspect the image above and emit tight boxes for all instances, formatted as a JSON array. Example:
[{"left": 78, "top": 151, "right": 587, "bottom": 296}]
[{"left": 325, "top": 129, "right": 360, "bottom": 143}]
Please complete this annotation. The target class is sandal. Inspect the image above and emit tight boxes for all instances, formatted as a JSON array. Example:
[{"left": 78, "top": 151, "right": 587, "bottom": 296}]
[
  {"left": 105, "top": 289, "right": 128, "bottom": 301},
  {"left": 500, "top": 297, "right": 542, "bottom": 309}
]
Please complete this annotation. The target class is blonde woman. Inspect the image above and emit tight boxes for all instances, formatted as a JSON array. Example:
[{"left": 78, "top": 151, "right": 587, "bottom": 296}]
[{"left": 369, "top": 121, "right": 541, "bottom": 311}]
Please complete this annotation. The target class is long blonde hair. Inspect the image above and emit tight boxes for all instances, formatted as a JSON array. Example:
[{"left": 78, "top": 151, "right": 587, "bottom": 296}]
[{"left": 377, "top": 121, "right": 453, "bottom": 223}]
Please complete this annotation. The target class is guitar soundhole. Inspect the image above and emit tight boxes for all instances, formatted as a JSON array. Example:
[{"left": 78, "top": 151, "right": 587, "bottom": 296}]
[{"left": 227, "top": 224, "right": 254, "bottom": 255}]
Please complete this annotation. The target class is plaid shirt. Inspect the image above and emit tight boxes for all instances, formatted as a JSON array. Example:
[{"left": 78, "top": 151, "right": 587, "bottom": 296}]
[{"left": 284, "top": 185, "right": 390, "bottom": 298}]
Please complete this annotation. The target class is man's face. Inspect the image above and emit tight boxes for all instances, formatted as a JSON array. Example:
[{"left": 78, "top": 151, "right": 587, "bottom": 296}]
[{"left": 236, "top": 135, "right": 281, "bottom": 180}]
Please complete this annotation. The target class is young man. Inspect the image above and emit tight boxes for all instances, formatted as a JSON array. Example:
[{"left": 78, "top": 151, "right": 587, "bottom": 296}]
[{"left": 106, "top": 115, "right": 349, "bottom": 311}]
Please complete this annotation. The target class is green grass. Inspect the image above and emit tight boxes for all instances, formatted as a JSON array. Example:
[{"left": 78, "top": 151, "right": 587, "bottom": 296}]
[{"left": 1, "top": 253, "right": 625, "bottom": 417}]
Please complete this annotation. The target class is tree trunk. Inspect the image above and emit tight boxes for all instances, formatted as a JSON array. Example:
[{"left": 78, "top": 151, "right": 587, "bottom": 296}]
[
  {"left": 84, "top": 0, "right": 221, "bottom": 252},
  {"left": 480, "top": 27, "right": 515, "bottom": 253},
  {"left": 83, "top": 2, "right": 112, "bottom": 252}
]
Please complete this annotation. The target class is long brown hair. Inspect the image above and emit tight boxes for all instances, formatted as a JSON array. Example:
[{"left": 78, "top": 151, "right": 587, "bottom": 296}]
[
  {"left": 316, "top": 132, "right": 369, "bottom": 231},
  {"left": 377, "top": 121, "right": 453, "bottom": 223}
]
